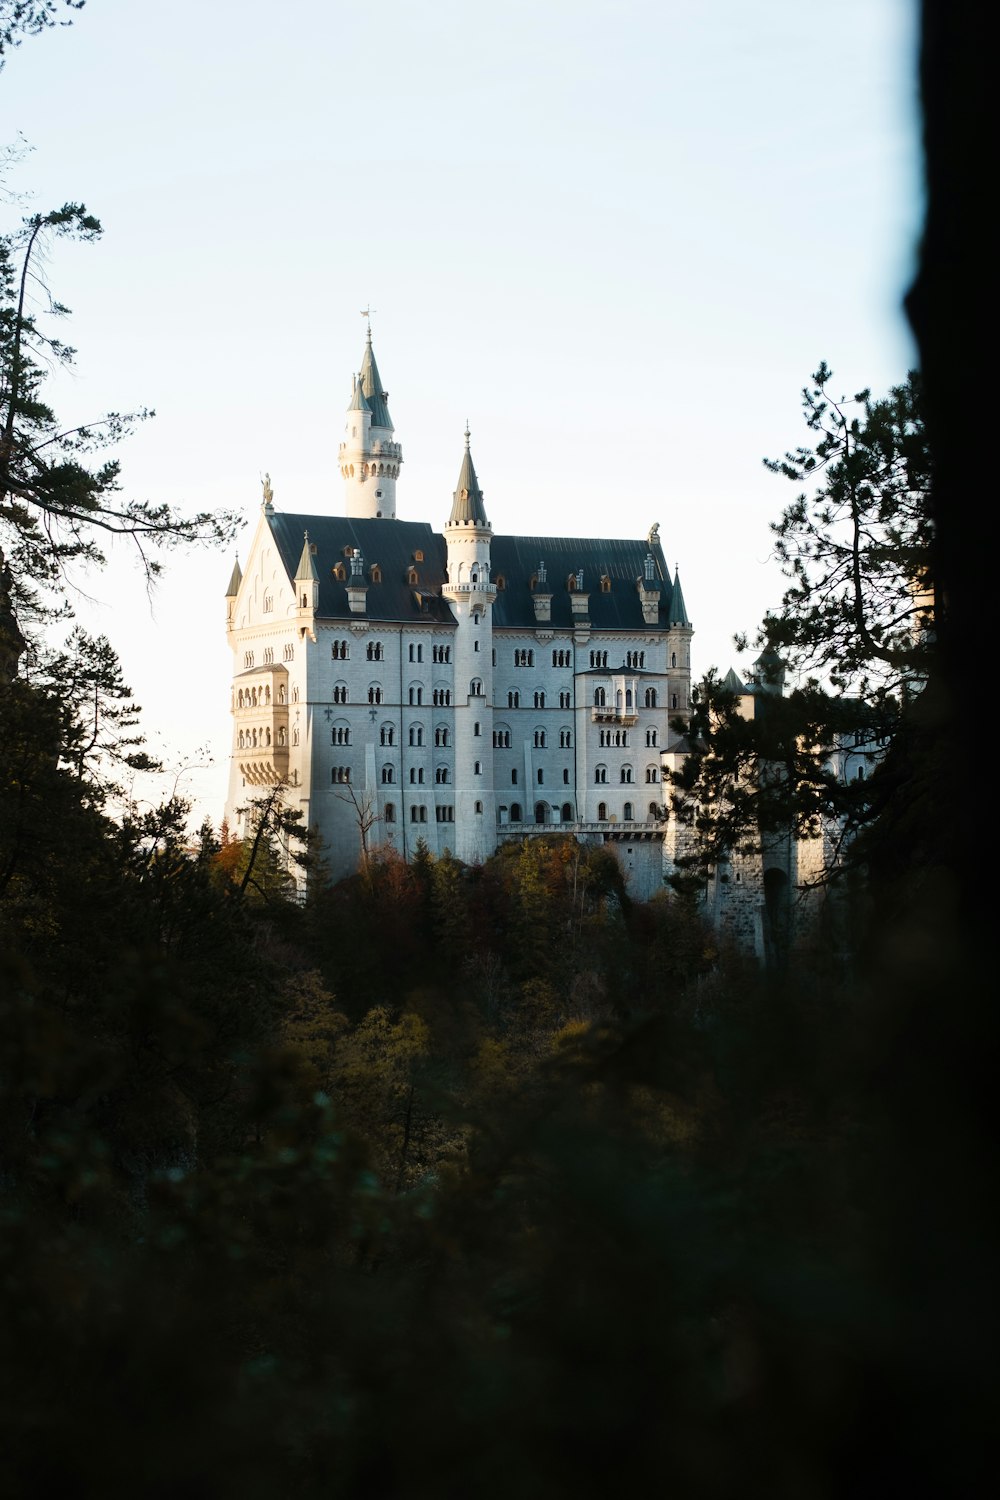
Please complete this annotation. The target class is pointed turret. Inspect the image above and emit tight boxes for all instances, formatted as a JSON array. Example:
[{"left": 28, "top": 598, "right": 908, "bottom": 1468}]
[
  {"left": 359, "top": 328, "right": 393, "bottom": 429},
  {"left": 339, "top": 325, "right": 402, "bottom": 519},
  {"left": 722, "top": 667, "right": 746, "bottom": 693},
  {"left": 669, "top": 567, "right": 691, "bottom": 627},
  {"left": 225, "top": 556, "right": 243, "bottom": 597},
  {"left": 448, "top": 425, "right": 489, "bottom": 528},
  {"left": 295, "top": 531, "right": 319, "bottom": 583}
]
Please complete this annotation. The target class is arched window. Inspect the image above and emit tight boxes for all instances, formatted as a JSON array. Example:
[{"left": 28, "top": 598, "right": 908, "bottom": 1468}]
[
  {"left": 623, "top": 801, "right": 634, "bottom": 821},
  {"left": 475, "top": 801, "right": 483, "bottom": 814},
  {"left": 277, "top": 684, "right": 287, "bottom": 705},
  {"left": 474, "top": 721, "right": 481, "bottom": 737},
  {"left": 277, "top": 727, "right": 286, "bottom": 746},
  {"left": 561, "top": 802, "right": 573, "bottom": 822},
  {"left": 495, "top": 575, "right": 505, "bottom": 591},
  {"left": 283, "top": 643, "right": 294, "bottom": 662},
  {"left": 535, "top": 802, "right": 549, "bottom": 825},
  {"left": 263, "top": 647, "right": 274, "bottom": 665},
  {"left": 332, "top": 639, "right": 349, "bottom": 659},
  {"left": 244, "top": 651, "right": 254, "bottom": 669},
  {"left": 595, "top": 765, "right": 608, "bottom": 784},
  {"left": 380, "top": 723, "right": 395, "bottom": 746},
  {"left": 470, "top": 678, "right": 484, "bottom": 696},
  {"left": 510, "top": 803, "right": 522, "bottom": 823},
  {"left": 671, "top": 693, "right": 678, "bottom": 709},
  {"left": 370, "top": 564, "right": 382, "bottom": 583},
  {"left": 645, "top": 687, "right": 657, "bottom": 708},
  {"left": 292, "top": 727, "right": 300, "bottom": 745},
  {"left": 409, "top": 725, "right": 424, "bottom": 747},
  {"left": 367, "top": 641, "right": 384, "bottom": 661},
  {"left": 625, "top": 688, "right": 633, "bottom": 709},
  {"left": 369, "top": 685, "right": 383, "bottom": 704},
  {"left": 511, "top": 769, "right": 518, "bottom": 785},
  {"left": 435, "top": 725, "right": 450, "bottom": 747},
  {"left": 408, "top": 567, "right": 418, "bottom": 585},
  {"left": 333, "top": 562, "right": 346, "bottom": 582},
  {"left": 559, "top": 728, "right": 572, "bottom": 748},
  {"left": 646, "top": 727, "right": 658, "bottom": 747},
  {"left": 536, "top": 768, "right": 544, "bottom": 784},
  {"left": 508, "top": 690, "right": 520, "bottom": 709},
  {"left": 533, "top": 729, "right": 546, "bottom": 748},
  {"left": 333, "top": 683, "right": 348, "bottom": 704},
  {"left": 597, "top": 801, "right": 607, "bottom": 821},
  {"left": 534, "top": 691, "right": 545, "bottom": 709},
  {"left": 435, "top": 766, "right": 449, "bottom": 784},
  {"left": 474, "top": 761, "right": 482, "bottom": 775},
  {"left": 409, "top": 685, "right": 423, "bottom": 705},
  {"left": 649, "top": 802, "right": 659, "bottom": 819},
  {"left": 384, "top": 803, "right": 395, "bottom": 823},
  {"left": 381, "top": 766, "right": 394, "bottom": 783},
  {"left": 331, "top": 722, "right": 351, "bottom": 745},
  {"left": 620, "top": 766, "right": 633, "bottom": 784},
  {"left": 646, "top": 765, "right": 658, "bottom": 782},
  {"left": 331, "top": 766, "right": 351, "bottom": 783},
  {"left": 594, "top": 687, "right": 606, "bottom": 708}
]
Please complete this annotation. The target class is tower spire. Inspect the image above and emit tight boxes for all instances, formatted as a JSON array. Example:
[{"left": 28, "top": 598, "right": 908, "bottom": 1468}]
[{"left": 448, "top": 425, "right": 488, "bottom": 527}]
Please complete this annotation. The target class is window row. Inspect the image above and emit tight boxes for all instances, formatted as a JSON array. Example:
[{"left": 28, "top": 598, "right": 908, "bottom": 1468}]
[
  {"left": 593, "top": 687, "right": 658, "bottom": 708},
  {"left": 238, "top": 727, "right": 291, "bottom": 749},
  {"left": 498, "top": 803, "right": 576, "bottom": 826},
  {"left": 594, "top": 765, "right": 660, "bottom": 784}
]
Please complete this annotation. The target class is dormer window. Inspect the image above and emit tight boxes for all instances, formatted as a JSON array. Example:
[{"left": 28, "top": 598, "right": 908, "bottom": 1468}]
[
  {"left": 370, "top": 564, "right": 382, "bottom": 583},
  {"left": 414, "top": 550, "right": 424, "bottom": 563},
  {"left": 408, "top": 567, "right": 418, "bottom": 585},
  {"left": 601, "top": 575, "right": 611, "bottom": 593},
  {"left": 333, "top": 562, "right": 346, "bottom": 581}
]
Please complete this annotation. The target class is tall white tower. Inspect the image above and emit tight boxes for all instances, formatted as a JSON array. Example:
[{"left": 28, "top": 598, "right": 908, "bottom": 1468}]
[
  {"left": 441, "top": 427, "right": 496, "bottom": 863},
  {"left": 338, "top": 325, "right": 403, "bottom": 519}
]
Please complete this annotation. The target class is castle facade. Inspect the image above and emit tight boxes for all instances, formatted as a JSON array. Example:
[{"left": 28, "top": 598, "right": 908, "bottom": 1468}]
[{"left": 223, "top": 329, "right": 693, "bottom": 894}]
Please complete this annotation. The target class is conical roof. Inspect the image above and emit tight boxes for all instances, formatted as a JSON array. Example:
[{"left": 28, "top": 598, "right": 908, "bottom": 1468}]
[
  {"left": 359, "top": 331, "right": 393, "bottom": 429},
  {"left": 669, "top": 567, "right": 691, "bottom": 626},
  {"left": 722, "top": 667, "right": 746, "bottom": 693},
  {"left": 224, "top": 556, "right": 243, "bottom": 597},
  {"left": 348, "top": 372, "right": 371, "bottom": 413},
  {"left": 448, "top": 426, "right": 489, "bottom": 527},
  {"left": 294, "top": 531, "right": 319, "bottom": 582}
]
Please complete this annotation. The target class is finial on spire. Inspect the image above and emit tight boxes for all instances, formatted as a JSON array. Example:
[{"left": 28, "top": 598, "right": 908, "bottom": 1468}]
[
  {"left": 464, "top": 421, "right": 471, "bottom": 449},
  {"left": 360, "top": 305, "right": 376, "bottom": 340}
]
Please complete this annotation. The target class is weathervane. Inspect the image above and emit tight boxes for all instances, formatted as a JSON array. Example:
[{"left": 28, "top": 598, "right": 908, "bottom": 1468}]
[{"left": 360, "top": 305, "right": 377, "bottom": 336}]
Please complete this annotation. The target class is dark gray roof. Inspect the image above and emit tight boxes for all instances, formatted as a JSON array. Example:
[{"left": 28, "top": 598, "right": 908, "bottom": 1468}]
[
  {"left": 722, "top": 667, "right": 746, "bottom": 693},
  {"left": 491, "top": 533, "right": 677, "bottom": 632},
  {"left": 269, "top": 513, "right": 454, "bottom": 623},
  {"left": 447, "top": 430, "right": 489, "bottom": 527},
  {"left": 267, "top": 514, "right": 683, "bottom": 633},
  {"left": 360, "top": 334, "right": 393, "bottom": 429}
]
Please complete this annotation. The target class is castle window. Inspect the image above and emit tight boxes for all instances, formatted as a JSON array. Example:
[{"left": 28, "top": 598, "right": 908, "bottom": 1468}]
[
  {"left": 433, "top": 645, "right": 452, "bottom": 664},
  {"left": 293, "top": 727, "right": 299, "bottom": 744},
  {"left": 414, "top": 550, "right": 424, "bottom": 563},
  {"left": 533, "top": 729, "right": 546, "bottom": 748},
  {"left": 536, "top": 769, "right": 544, "bottom": 785},
  {"left": 263, "top": 595, "right": 273, "bottom": 614},
  {"left": 382, "top": 766, "right": 395, "bottom": 784},
  {"left": 368, "top": 685, "right": 383, "bottom": 704},
  {"left": 433, "top": 688, "right": 452, "bottom": 706},
  {"left": 590, "top": 650, "right": 608, "bottom": 668},
  {"left": 367, "top": 641, "right": 384, "bottom": 661},
  {"left": 474, "top": 761, "right": 482, "bottom": 776},
  {"left": 408, "top": 643, "right": 424, "bottom": 663},
  {"left": 493, "top": 727, "right": 511, "bottom": 749},
  {"left": 559, "top": 729, "right": 572, "bottom": 748},
  {"left": 474, "top": 721, "right": 481, "bottom": 737},
  {"left": 671, "top": 652, "right": 677, "bottom": 668},
  {"left": 409, "top": 725, "right": 424, "bottom": 747},
  {"left": 370, "top": 565, "right": 382, "bottom": 583},
  {"left": 594, "top": 687, "right": 606, "bottom": 708},
  {"left": 410, "top": 805, "right": 427, "bottom": 824},
  {"left": 278, "top": 685, "right": 287, "bottom": 705},
  {"left": 561, "top": 802, "right": 573, "bottom": 822},
  {"left": 601, "top": 575, "right": 611, "bottom": 593},
  {"left": 626, "top": 650, "right": 645, "bottom": 669},
  {"left": 510, "top": 803, "right": 522, "bottom": 823},
  {"left": 435, "top": 806, "right": 455, "bottom": 824},
  {"left": 559, "top": 691, "right": 571, "bottom": 709},
  {"left": 435, "top": 767, "right": 449, "bottom": 784},
  {"left": 475, "top": 801, "right": 483, "bottom": 814},
  {"left": 380, "top": 724, "right": 395, "bottom": 746},
  {"left": 333, "top": 683, "right": 348, "bottom": 704},
  {"left": 409, "top": 686, "right": 423, "bottom": 706},
  {"left": 621, "top": 766, "right": 633, "bottom": 783},
  {"left": 645, "top": 765, "right": 658, "bottom": 783},
  {"left": 649, "top": 802, "right": 659, "bottom": 819},
  {"left": 435, "top": 725, "right": 450, "bottom": 747},
  {"left": 646, "top": 728, "right": 658, "bottom": 747},
  {"left": 244, "top": 651, "right": 254, "bottom": 668},
  {"left": 385, "top": 803, "right": 396, "bottom": 823},
  {"left": 408, "top": 568, "right": 418, "bottom": 585},
  {"left": 595, "top": 765, "right": 608, "bottom": 785},
  {"left": 623, "top": 801, "right": 634, "bottom": 821},
  {"left": 332, "top": 640, "right": 349, "bottom": 660},
  {"left": 552, "top": 649, "right": 570, "bottom": 668},
  {"left": 645, "top": 688, "right": 658, "bottom": 708},
  {"left": 333, "top": 562, "right": 346, "bottom": 582},
  {"left": 508, "top": 690, "right": 520, "bottom": 709},
  {"left": 597, "top": 802, "right": 607, "bottom": 821},
  {"left": 283, "top": 643, "right": 294, "bottom": 661},
  {"left": 562, "top": 769, "right": 570, "bottom": 784},
  {"left": 409, "top": 767, "right": 425, "bottom": 785},
  {"left": 301, "top": 593, "right": 309, "bottom": 607},
  {"left": 331, "top": 723, "right": 351, "bottom": 745},
  {"left": 534, "top": 691, "right": 545, "bottom": 709},
  {"left": 292, "top": 687, "right": 299, "bottom": 702},
  {"left": 511, "top": 769, "right": 518, "bottom": 785},
  {"left": 495, "top": 575, "right": 505, "bottom": 591},
  {"left": 671, "top": 693, "right": 678, "bottom": 709},
  {"left": 514, "top": 649, "right": 534, "bottom": 668},
  {"left": 331, "top": 766, "right": 351, "bottom": 783}
]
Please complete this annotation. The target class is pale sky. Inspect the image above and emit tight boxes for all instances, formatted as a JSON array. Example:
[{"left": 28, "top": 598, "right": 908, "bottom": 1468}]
[{"left": 2, "top": 0, "right": 921, "bottom": 826}]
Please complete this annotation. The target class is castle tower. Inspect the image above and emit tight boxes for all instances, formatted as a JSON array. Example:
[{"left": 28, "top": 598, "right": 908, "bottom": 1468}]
[
  {"left": 338, "top": 325, "right": 403, "bottom": 519},
  {"left": 441, "top": 427, "right": 496, "bottom": 863},
  {"left": 665, "top": 566, "right": 693, "bottom": 738}
]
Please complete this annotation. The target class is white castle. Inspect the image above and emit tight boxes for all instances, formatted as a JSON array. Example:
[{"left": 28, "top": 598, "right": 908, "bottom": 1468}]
[{"left": 223, "top": 326, "right": 694, "bottom": 897}]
